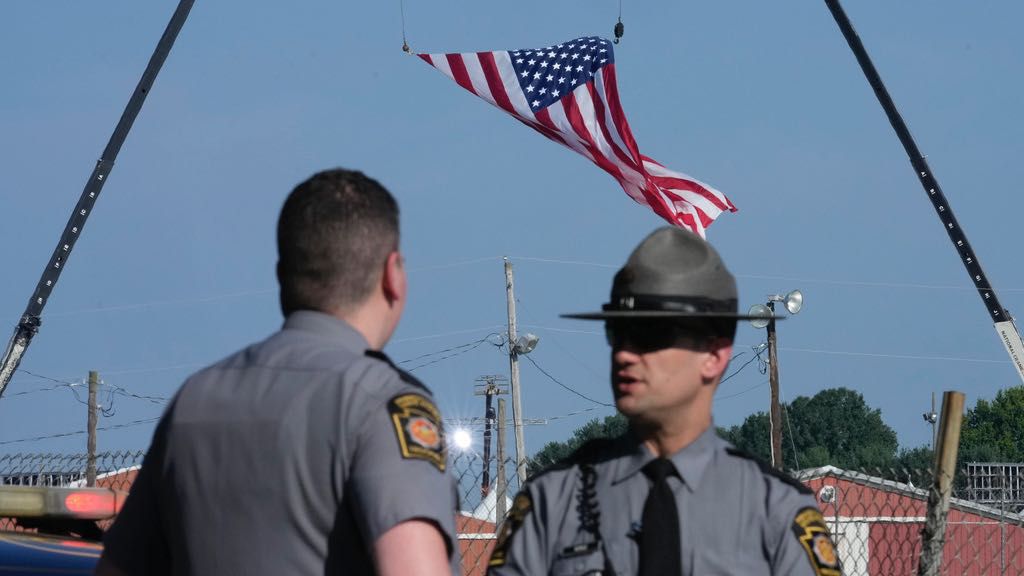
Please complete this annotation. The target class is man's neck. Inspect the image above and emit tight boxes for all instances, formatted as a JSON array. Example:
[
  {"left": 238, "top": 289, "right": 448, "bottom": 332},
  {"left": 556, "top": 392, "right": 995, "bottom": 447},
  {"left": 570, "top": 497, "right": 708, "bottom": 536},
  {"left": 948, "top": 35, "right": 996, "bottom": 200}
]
[
  {"left": 633, "top": 413, "right": 712, "bottom": 458},
  {"left": 333, "top": 304, "right": 391, "bottom": 350}
]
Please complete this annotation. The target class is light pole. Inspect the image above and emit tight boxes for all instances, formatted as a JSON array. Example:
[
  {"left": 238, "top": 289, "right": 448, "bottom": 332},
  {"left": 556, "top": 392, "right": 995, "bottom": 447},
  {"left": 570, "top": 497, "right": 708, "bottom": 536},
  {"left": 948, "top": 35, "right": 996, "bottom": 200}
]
[
  {"left": 749, "top": 290, "right": 803, "bottom": 470},
  {"left": 923, "top": 391, "right": 938, "bottom": 453}
]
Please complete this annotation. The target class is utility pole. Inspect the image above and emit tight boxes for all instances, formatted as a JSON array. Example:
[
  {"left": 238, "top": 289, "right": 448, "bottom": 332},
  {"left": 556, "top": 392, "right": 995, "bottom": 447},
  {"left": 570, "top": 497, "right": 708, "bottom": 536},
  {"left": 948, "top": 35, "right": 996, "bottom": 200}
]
[
  {"left": 495, "top": 398, "right": 508, "bottom": 526},
  {"left": 475, "top": 375, "right": 508, "bottom": 498},
  {"left": 767, "top": 302, "right": 784, "bottom": 470},
  {"left": 86, "top": 371, "right": 99, "bottom": 487},
  {"left": 504, "top": 257, "right": 528, "bottom": 487}
]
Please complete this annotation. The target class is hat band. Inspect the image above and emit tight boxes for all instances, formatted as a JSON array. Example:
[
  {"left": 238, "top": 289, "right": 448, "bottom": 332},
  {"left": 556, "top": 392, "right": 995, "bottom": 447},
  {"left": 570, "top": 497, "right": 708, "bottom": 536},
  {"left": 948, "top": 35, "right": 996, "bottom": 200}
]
[{"left": 603, "top": 294, "right": 737, "bottom": 314}]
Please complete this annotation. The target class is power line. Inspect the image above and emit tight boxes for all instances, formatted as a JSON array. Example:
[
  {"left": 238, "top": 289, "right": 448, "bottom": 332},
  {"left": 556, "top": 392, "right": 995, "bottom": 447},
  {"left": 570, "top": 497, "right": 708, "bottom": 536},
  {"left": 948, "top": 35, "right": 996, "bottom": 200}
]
[
  {"left": 104, "top": 381, "right": 168, "bottom": 405},
  {"left": 737, "top": 273, "right": 1024, "bottom": 293},
  {"left": 718, "top": 379, "right": 769, "bottom": 401},
  {"left": 720, "top": 349, "right": 765, "bottom": 385},
  {"left": 779, "top": 346, "right": 1009, "bottom": 364},
  {"left": 401, "top": 336, "right": 502, "bottom": 372},
  {"left": 780, "top": 387, "right": 801, "bottom": 470},
  {"left": 521, "top": 354, "right": 613, "bottom": 407},
  {"left": 392, "top": 325, "right": 506, "bottom": 344},
  {"left": 28, "top": 257, "right": 1024, "bottom": 324},
  {"left": 543, "top": 406, "right": 609, "bottom": 422},
  {"left": 506, "top": 256, "right": 618, "bottom": 269},
  {"left": 10, "top": 370, "right": 168, "bottom": 407},
  {"left": 43, "top": 288, "right": 276, "bottom": 318},
  {"left": 0, "top": 417, "right": 160, "bottom": 446},
  {"left": 397, "top": 334, "right": 501, "bottom": 363},
  {"left": 15, "top": 369, "right": 78, "bottom": 387},
  {"left": 406, "top": 256, "right": 501, "bottom": 273}
]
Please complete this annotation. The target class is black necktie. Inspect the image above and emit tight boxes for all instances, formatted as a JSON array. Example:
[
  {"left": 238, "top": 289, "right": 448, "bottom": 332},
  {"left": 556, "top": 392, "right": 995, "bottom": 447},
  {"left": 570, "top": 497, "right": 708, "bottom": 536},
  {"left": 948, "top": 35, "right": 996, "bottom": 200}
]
[{"left": 639, "top": 458, "right": 682, "bottom": 576}]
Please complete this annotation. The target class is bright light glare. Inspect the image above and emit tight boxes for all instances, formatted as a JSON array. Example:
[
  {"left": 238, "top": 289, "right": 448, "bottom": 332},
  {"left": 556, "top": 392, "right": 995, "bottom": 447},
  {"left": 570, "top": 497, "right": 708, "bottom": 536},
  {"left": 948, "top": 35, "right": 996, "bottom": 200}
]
[{"left": 452, "top": 428, "right": 472, "bottom": 451}]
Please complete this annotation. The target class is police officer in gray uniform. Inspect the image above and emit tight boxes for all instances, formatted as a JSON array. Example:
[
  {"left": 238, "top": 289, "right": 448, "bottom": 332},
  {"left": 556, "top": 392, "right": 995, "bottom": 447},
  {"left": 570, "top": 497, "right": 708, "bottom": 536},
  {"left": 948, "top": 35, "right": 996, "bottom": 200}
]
[
  {"left": 489, "top": 227, "right": 840, "bottom": 576},
  {"left": 98, "top": 169, "right": 458, "bottom": 576}
]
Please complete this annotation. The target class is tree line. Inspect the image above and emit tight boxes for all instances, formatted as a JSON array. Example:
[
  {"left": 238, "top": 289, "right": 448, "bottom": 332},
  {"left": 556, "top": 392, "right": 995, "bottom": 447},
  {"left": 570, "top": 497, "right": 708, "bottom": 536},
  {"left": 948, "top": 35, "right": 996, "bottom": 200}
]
[{"left": 529, "top": 386, "right": 1024, "bottom": 479}]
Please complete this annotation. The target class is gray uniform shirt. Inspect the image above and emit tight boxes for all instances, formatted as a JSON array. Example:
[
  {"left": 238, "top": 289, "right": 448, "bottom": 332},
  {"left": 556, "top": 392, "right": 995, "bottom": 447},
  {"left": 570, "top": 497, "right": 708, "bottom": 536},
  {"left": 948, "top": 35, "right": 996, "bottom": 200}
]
[
  {"left": 489, "top": 427, "right": 840, "bottom": 576},
  {"left": 103, "top": 311, "right": 459, "bottom": 575}
]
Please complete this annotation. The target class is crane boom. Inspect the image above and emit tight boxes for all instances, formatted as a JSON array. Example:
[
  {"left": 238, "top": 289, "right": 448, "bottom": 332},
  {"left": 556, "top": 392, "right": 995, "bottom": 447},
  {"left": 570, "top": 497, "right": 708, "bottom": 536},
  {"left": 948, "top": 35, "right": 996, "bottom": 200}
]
[
  {"left": 823, "top": 0, "right": 1024, "bottom": 385},
  {"left": 0, "top": 0, "right": 195, "bottom": 399}
]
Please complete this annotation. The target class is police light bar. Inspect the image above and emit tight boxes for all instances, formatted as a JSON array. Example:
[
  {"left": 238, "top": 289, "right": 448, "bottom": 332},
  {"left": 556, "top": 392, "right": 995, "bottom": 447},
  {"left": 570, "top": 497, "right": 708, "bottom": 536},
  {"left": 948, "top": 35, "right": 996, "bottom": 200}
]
[{"left": 0, "top": 486, "right": 126, "bottom": 520}]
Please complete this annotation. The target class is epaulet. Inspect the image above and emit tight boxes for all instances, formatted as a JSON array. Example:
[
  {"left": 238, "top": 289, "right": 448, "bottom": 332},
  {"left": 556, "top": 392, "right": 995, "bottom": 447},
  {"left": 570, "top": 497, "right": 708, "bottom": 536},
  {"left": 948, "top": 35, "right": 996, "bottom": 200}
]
[
  {"left": 364, "top": 350, "right": 430, "bottom": 392},
  {"left": 569, "top": 437, "right": 618, "bottom": 465},
  {"left": 725, "top": 446, "right": 812, "bottom": 495},
  {"left": 529, "top": 437, "right": 620, "bottom": 481}
]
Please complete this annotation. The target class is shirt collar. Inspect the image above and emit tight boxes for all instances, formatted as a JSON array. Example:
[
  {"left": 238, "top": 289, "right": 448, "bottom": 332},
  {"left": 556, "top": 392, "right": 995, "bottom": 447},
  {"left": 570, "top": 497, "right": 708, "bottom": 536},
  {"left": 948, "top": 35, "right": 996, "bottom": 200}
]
[
  {"left": 610, "top": 425, "right": 721, "bottom": 493},
  {"left": 282, "top": 310, "right": 370, "bottom": 352}
]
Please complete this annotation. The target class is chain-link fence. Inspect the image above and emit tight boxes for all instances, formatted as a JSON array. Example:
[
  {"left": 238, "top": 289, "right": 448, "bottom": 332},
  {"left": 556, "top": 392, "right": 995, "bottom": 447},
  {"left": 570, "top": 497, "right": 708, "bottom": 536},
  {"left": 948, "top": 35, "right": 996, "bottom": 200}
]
[
  {"left": 0, "top": 451, "right": 145, "bottom": 531},
  {"left": 450, "top": 452, "right": 521, "bottom": 576},
  {"left": 5, "top": 451, "right": 1024, "bottom": 575},
  {"left": 795, "top": 464, "right": 1024, "bottom": 575}
]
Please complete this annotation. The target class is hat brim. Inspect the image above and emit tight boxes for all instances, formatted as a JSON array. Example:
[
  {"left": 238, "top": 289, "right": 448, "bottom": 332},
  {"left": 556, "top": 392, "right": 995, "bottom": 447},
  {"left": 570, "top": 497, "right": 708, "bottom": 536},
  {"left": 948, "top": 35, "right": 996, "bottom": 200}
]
[{"left": 560, "top": 310, "right": 785, "bottom": 321}]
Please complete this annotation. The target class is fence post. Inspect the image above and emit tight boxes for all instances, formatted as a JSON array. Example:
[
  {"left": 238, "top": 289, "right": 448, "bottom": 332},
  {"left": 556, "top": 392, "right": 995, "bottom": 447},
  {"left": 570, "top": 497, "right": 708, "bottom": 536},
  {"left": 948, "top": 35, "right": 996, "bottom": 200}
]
[{"left": 917, "top": 391, "right": 965, "bottom": 576}]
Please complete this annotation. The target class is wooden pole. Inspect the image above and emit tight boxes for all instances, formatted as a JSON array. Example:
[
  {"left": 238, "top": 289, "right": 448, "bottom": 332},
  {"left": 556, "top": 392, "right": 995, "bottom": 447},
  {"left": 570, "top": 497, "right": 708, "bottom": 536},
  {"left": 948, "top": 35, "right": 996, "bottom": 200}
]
[
  {"left": 86, "top": 371, "right": 98, "bottom": 487},
  {"left": 495, "top": 398, "right": 508, "bottom": 529},
  {"left": 504, "top": 258, "right": 527, "bottom": 487},
  {"left": 917, "top": 391, "right": 965, "bottom": 576},
  {"left": 475, "top": 375, "right": 507, "bottom": 498},
  {"left": 767, "top": 302, "right": 784, "bottom": 469}
]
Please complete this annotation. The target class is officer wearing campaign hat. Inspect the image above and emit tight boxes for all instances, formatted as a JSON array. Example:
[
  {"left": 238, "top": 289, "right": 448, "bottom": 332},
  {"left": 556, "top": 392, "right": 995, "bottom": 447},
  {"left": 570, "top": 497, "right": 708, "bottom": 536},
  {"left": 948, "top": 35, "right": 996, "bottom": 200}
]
[{"left": 488, "top": 227, "right": 840, "bottom": 576}]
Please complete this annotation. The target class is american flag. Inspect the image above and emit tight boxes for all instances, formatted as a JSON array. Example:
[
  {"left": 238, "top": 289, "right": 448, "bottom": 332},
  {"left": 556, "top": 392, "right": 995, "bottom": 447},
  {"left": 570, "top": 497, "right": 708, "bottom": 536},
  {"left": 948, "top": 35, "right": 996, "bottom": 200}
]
[{"left": 418, "top": 36, "right": 737, "bottom": 237}]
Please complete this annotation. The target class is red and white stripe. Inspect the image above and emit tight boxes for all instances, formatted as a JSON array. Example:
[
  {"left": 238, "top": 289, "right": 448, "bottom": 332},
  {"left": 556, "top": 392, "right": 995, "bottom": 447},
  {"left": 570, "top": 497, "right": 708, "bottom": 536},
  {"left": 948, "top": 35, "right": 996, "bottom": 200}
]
[{"left": 419, "top": 49, "right": 736, "bottom": 238}]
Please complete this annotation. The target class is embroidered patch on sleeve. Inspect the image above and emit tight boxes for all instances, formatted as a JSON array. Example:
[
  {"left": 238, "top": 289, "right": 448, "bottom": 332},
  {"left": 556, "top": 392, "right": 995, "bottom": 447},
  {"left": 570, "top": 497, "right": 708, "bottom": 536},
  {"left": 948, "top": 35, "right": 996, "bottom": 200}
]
[
  {"left": 791, "top": 506, "right": 841, "bottom": 576},
  {"left": 388, "top": 393, "right": 447, "bottom": 472},
  {"left": 489, "top": 491, "right": 533, "bottom": 567}
]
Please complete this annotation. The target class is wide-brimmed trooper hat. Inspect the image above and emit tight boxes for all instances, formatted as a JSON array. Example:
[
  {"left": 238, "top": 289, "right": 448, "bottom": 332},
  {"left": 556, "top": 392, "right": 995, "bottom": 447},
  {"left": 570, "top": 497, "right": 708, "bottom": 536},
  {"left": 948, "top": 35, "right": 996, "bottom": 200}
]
[{"left": 562, "top": 227, "right": 774, "bottom": 321}]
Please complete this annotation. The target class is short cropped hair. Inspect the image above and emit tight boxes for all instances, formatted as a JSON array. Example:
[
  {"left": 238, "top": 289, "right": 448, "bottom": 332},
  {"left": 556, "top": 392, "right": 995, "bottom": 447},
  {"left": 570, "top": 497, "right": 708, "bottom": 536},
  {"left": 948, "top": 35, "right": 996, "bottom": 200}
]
[{"left": 277, "top": 169, "right": 399, "bottom": 316}]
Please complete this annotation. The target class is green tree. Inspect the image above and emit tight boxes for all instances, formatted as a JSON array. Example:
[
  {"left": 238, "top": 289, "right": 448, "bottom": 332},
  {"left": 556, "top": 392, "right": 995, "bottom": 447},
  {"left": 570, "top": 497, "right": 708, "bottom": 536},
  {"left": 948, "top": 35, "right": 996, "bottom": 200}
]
[
  {"left": 528, "top": 414, "right": 628, "bottom": 476},
  {"left": 720, "top": 387, "right": 899, "bottom": 471},
  {"left": 894, "top": 446, "right": 935, "bottom": 486},
  {"left": 959, "top": 386, "right": 1024, "bottom": 462}
]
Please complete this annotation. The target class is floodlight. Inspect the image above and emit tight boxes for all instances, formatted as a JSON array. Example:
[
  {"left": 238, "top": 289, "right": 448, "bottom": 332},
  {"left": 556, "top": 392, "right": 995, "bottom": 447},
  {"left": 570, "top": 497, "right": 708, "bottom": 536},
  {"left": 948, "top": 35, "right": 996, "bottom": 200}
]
[
  {"left": 748, "top": 304, "right": 772, "bottom": 329},
  {"left": 513, "top": 333, "right": 540, "bottom": 355},
  {"left": 784, "top": 290, "right": 803, "bottom": 315}
]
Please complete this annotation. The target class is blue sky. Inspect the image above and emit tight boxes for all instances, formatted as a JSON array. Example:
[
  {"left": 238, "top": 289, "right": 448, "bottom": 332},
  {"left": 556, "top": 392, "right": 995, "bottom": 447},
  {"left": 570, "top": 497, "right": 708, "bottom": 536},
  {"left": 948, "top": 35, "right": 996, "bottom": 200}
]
[{"left": 2, "top": 1, "right": 1022, "bottom": 467}]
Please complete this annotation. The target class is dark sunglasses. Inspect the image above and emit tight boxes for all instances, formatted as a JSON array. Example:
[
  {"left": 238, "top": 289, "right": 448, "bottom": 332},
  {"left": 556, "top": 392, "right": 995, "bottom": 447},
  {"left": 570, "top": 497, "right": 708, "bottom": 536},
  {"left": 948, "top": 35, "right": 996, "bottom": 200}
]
[{"left": 604, "top": 321, "right": 709, "bottom": 353}]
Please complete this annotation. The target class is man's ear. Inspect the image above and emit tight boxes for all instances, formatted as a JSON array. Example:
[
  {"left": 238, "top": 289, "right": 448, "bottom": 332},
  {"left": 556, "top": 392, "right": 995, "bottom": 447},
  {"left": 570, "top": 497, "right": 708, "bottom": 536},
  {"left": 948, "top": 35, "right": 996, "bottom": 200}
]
[
  {"left": 701, "top": 338, "right": 734, "bottom": 382},
  {"left": 381, "top": 251, "right": 406, "bottom": 304}
]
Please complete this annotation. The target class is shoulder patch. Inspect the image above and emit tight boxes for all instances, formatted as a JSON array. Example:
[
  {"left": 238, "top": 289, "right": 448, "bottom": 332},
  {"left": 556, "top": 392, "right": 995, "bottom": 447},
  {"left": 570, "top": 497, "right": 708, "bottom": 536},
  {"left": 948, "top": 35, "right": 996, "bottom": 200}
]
[
  {"left": 365, "top": 350, "right": 430, "bottom": 391},
  {"left": 791, "top": 506, "right": 841, "bottom": 576},
  {"left": 489, "top": 490, "right": 533, "bottom": 568},
  {"left": 387, "top": 393, "right": 446, "bottom": 471},
  {"left": 725, "top": 447, "right": 812, "bottom": 495}
]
